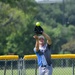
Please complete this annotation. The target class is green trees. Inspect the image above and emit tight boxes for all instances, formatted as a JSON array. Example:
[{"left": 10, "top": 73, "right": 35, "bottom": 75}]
[
  {"left": 0, "top": 1, "right": 36, "bottom": 56},
  {"left": 0, "top": 0, "right": 75, "bottom": 56}
]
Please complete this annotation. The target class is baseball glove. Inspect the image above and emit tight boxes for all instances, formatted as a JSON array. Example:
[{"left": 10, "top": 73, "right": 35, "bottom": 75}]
[{"left": 34, "top": 26, "right": 43, "bottom": 34}]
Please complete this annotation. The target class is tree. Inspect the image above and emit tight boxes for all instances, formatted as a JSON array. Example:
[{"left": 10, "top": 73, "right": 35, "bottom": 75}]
[
  {"left": 0, "top": 0, "right": 75, "bottom": 55},
  {"left": 0, "top": 2, "right": 37, "bottom": 56},
  {"left": 61, "top": 40, "right": 75, "bottom": 53}
]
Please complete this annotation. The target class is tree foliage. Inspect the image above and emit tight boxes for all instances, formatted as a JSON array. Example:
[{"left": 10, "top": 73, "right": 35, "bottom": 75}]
[
  {"left": 61, "top": 40, "right": 75, "bottom": 53},
  {"left": 0, "top": 0, "right": 75, "bottom": 56}
]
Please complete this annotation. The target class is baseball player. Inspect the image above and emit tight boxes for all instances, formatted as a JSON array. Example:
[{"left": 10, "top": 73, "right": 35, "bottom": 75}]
[{"left": 33, "top": 22, "right": 53, "bottom": 75}]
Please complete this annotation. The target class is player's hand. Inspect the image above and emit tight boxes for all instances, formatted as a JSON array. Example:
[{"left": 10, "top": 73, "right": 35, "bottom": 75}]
[{"left": 33, "top": 35, "right": 39, "bottom": 40}]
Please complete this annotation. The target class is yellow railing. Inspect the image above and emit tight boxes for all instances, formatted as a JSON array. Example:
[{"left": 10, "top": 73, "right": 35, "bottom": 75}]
[
  {"left": 0, "top": 54, "right": 75, "bottom": 60},
  {"left": 24, "top": 54, "right": 75, "bottom": 60},
  {"left": 0, "top": 55, "right": 19, "bottom": 60}
]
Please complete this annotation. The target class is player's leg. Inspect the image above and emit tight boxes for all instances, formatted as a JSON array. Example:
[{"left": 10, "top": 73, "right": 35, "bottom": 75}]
[
  {"left": 45, "top": 65, "right": 53, "bottom": 75},
  {"left": 39, "top": 66, "right": 45, "bottom": 75}
]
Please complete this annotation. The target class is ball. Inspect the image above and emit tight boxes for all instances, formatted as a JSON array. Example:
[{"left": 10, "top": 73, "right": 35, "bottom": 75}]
[{"left": 36, "top": 22, "right": 40, "bottom": 26}]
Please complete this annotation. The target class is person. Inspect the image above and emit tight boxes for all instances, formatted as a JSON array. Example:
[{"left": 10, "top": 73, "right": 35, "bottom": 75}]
[{"left": 33, "top": 31, "right": 53, "bottom": 75}]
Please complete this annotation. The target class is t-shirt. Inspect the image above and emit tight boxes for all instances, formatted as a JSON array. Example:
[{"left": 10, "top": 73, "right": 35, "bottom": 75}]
[{"left": 34, "top": 44, "right": 52, "bottom": 66}]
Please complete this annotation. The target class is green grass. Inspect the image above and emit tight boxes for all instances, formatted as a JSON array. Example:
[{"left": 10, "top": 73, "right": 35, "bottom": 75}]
[
  {"left": 0, "top": 67, "right": 73, "bottom": 75},
  {"left": 26, "top": 67, "right": 73, "bottom": 75},
  {"left": 0, "top": 69, "right": 18, "bottom": 75},
  {"left": 53, "top": 67, "right": 72, "bottom": 75}
]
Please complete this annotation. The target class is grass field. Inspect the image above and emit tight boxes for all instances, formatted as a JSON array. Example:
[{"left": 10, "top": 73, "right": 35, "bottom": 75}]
[
  {"left": 0, "top": 67, "right": 73, "bottom": 75},
  {"left": 53, "top": 67, "right": 72, "bottom": 75},
  {"left": 0, "top": 69, "right": 18, "bottom": 75},
  {"left": 26, "top": 67, "right": 73, "bottom": 75}
]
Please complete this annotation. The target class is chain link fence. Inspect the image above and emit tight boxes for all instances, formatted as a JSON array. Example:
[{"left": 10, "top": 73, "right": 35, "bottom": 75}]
[
  {"left": 0, "top": 60, "right": 18, "bottom": 75},
  {"left": 0, "top": 54, "right": 75, "bottom": 75},
  {"left": 24, "top": 54, "right": 75, "bottom": 75},
  {"left": 24, "top": 59, "right": 75, "bottom": 75},
  {"left": 0, "top": 55, "right": 19, "bottom": 75}
]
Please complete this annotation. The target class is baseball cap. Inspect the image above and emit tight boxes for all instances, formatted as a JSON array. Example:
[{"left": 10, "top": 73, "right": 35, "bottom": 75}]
[{"left": 38, "top": 35, "right": 45, "bottom": 39}]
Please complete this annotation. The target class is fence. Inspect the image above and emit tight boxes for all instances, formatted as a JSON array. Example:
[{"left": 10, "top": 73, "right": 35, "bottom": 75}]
[
  {"left": 0, "top": 54, "right": 75, "bottom": 75},
  {"left": 24, "top": 54, "right": 75, "bottom": 75},
  {"left": 0, "top": 55, "right": 19, "bottom": 75}
]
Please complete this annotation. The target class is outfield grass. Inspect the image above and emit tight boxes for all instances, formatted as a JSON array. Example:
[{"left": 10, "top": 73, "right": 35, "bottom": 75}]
[
  {"left": 26, "top": 67, "right": 73, "bottom": 75},
  {"left": 0, "top": 67, "right": 73, "bottom": 75},
  {"left": 53, "top": 67, "right": 72, "bottom": 75},
  {"left": 0, "top": 69, "right": 18, "bottom": 75}
]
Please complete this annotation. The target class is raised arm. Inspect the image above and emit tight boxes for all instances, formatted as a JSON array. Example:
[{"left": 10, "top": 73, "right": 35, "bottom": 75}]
[
  {"left": 42, "top": 32, "right": 52, "bottom": 45},
  {"left": 33, "top": 35, "right": 39, "bottom": 52}
]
